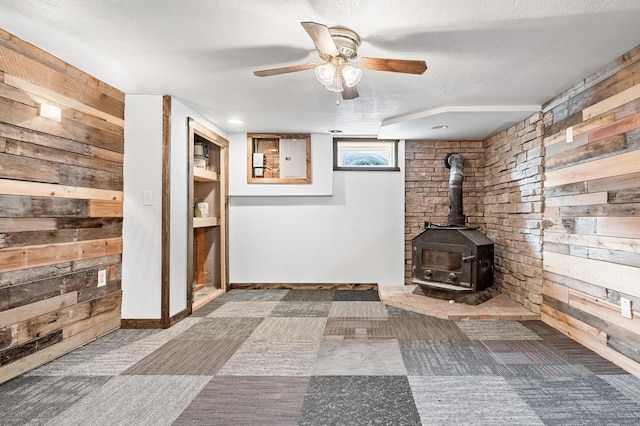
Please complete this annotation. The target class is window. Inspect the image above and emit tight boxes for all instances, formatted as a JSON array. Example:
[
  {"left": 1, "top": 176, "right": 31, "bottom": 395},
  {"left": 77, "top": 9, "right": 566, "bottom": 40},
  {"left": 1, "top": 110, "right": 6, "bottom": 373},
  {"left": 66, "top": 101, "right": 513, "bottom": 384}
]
[{"left": 333, "top": 139, "right": 399, "bottom": 171}]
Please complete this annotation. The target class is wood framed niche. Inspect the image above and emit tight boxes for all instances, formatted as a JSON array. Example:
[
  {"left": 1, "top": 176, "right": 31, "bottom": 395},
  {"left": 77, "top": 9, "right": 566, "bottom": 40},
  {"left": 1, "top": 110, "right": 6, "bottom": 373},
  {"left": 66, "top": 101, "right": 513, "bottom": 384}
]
[
  {"left": 187, "top": 118, "right": 229, "bottom": 312},
  {"left": 247, "top": 133, "right": 311, "bottom": 184}
]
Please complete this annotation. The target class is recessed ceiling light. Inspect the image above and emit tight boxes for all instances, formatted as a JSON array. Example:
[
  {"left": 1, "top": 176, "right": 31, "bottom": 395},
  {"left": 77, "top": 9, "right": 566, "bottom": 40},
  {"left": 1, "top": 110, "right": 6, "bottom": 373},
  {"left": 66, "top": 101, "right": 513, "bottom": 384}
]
[
  {"left": 431, "top": 125, "right": 448, "bottom": 130},
  {"left": 228, "top": 119, "right": 243, "bottom": 125},
  {"left": 328, "top": 129, "right": 342, "bottom": 133}
]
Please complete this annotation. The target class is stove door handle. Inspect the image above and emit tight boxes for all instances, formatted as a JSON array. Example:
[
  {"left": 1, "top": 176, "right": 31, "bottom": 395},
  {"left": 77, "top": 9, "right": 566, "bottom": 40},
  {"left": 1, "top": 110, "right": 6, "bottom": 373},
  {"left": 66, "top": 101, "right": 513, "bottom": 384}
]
[{"left": 462, "top": 255, "right": 476, "bottom": 262}]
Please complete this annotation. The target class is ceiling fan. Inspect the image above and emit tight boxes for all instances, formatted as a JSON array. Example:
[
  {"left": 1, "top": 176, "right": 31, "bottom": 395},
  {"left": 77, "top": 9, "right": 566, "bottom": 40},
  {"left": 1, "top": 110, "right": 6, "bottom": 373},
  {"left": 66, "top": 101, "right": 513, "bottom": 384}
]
[{"left": 253, "top": 21, "right": 427, "bottom": 101}]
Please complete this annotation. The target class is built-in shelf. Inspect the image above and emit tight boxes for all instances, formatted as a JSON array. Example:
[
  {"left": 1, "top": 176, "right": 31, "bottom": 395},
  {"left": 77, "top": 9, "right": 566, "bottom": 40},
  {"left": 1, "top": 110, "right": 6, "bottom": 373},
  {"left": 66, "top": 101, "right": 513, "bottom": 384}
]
[
  {"left": 194, "top": 168, "right": 218, "bottom": 182},
  {"left": 193, "top": 216, "right": 219, "bottom": 228}
]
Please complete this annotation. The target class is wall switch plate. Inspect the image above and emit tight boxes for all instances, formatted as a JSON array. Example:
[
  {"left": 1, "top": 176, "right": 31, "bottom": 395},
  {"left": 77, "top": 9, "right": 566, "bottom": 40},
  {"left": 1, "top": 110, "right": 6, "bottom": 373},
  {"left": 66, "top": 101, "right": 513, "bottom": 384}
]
[
  {"left": 566, "top": 126, "right": 574, "bottom": 143},
  {"left": 620, "top": 297, "right": 632, "bottom": 319},
  {"left": 143, "top": 191, "right": 153, "bottom": 206},
  {"left": 98, "top": 269, "right": 107, "bottom": 287}
]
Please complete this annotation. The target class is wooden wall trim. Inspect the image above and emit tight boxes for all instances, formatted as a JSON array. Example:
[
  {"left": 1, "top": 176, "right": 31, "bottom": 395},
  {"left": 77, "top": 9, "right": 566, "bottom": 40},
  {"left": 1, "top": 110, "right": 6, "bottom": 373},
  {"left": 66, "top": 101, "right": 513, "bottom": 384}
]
[
  {"left": 120, "top": 318, "right": 165, "bottom": 329},
  {"left": 161, "top": 95, "right": 171, "bottom": 329}
]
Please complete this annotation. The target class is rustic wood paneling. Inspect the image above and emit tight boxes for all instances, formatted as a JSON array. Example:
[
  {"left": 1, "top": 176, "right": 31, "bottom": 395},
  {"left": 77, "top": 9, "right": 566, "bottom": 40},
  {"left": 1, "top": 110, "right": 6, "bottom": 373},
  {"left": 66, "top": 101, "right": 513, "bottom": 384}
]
[
  {"left": 0, "top": 28, "right": 123, "bottom": 384},
  {"left": 542, "top": 43, "right": 640, "bottom": 377}
]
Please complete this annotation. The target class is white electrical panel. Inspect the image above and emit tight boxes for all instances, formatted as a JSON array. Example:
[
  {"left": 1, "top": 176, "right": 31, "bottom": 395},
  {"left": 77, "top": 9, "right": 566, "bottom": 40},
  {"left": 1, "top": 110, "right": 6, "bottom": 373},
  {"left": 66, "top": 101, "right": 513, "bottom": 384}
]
[
  {"left": 253, "top": 153, "right": 264, "bottom": 167},
  {"left": 253, "top": 152, "right": 264, "bottom": 177},
  {"left": 279, "top": 138, "right": 306, "bottom": 178}
]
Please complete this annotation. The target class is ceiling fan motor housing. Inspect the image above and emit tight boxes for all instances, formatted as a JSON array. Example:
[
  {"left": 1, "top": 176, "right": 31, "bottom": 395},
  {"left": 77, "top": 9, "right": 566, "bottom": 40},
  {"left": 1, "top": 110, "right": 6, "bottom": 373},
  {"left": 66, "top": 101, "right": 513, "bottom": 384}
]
[{"left": 327, "top": 26, "right": 360, "bottom": 59}]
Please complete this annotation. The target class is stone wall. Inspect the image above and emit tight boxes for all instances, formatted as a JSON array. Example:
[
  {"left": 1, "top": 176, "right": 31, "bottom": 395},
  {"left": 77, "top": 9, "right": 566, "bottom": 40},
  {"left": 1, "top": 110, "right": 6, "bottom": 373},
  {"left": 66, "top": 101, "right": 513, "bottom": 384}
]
[{"left": 483, "top": 114, "right": 545, "bottom": 313}]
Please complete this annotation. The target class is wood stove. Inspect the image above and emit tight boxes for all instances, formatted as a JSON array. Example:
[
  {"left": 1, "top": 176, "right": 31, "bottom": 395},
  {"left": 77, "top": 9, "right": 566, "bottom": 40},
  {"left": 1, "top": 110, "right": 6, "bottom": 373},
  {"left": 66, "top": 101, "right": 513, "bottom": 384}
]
[
  {"left": 411, "top": 153, "right": 494, "bottom": 294},
  {"left": 412, "top": 223, "right": 494, "bottom": 292}
]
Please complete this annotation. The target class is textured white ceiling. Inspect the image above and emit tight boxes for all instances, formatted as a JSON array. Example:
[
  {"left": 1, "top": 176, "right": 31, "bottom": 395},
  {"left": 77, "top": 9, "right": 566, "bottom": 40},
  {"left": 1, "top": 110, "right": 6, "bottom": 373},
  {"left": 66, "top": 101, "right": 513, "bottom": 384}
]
[{"left": 1, "top": 0, "right": 639, "bottom": 140}]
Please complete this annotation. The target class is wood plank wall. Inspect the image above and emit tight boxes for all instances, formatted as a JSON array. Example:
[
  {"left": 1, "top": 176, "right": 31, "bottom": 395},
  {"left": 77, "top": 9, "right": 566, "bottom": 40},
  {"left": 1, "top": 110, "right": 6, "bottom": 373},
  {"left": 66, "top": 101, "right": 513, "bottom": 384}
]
[
  {"left": 404, "top": 141, "right": 485, "bottom": 283},
  {"left": 0, "top": 29, "right": 124, "bottom": 383},
  {"left": 541, "top": 45, "right": 640, "bottom": 376}
]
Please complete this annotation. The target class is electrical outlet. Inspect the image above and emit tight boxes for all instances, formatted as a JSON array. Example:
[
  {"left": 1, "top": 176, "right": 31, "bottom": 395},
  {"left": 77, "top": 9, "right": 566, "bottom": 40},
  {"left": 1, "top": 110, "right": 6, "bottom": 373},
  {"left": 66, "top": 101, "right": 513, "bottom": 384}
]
[
  {"left": 620, "top": 297, "right": 632, "bottom": 319},
  {"left": 98, "top": 269, "right": 107, "bottom": 287}
]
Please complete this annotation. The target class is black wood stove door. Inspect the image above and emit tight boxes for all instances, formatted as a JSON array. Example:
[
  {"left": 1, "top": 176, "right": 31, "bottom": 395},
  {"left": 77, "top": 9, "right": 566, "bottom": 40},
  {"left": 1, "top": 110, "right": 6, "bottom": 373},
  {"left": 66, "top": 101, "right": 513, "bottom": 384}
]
[{"left": 412, "top": 242, "right": 473, "bottom": 288}]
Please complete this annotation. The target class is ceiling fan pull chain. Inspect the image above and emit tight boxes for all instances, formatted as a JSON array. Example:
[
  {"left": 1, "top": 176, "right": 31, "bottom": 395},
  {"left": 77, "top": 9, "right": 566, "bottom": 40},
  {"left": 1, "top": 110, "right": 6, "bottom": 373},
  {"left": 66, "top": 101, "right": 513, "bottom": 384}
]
[{"left": 336, "top": 91, "right": 340, "bottom": 106}]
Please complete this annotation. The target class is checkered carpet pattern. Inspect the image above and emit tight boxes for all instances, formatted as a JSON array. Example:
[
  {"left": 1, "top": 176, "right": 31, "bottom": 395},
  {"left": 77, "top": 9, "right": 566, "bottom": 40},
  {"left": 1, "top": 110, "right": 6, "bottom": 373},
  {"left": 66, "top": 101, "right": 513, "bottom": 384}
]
[{"left": 2, "top": 289, "right": 640, "bottom": 425}]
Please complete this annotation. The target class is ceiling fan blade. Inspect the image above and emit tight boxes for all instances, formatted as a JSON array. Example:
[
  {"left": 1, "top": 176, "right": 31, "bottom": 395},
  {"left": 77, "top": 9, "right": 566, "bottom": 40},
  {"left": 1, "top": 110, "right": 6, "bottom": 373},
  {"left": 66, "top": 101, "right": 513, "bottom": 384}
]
[
  {"left": 253, "top": 63, "right": 317, "bottom": 77},
  {"left": 341, "top": 84, "right": 359, "bottom": 100},
  {"left": 358, "top": 57, "right": 427, "bottom": 74},
  {"left": 301, "top": 21, "right": 339, "bottom": 57}
]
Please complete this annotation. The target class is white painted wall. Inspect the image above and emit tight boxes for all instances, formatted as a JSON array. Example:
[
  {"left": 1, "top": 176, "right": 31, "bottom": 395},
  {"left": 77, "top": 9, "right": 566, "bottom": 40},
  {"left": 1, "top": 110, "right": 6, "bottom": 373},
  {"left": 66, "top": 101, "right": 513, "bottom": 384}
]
[
  {"left": 123, "top": 95, "right": 227, "bottom": 319},
  {"left": 122, "top": 95, "right": 163, "bottom": 318},
  {"left": 229, "top": 134, "right": 405, "bottom": 286}
]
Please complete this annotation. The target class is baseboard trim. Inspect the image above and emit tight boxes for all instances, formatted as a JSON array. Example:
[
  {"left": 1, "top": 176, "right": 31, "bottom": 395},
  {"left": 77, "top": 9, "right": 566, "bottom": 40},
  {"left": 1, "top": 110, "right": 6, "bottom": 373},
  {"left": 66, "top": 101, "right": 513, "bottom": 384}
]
[
  {"left": 121, "top": 318, "right": 164, "bottom": 329},
  {"left": 229, "top": 283, "right": 378, "bottom": 290}
]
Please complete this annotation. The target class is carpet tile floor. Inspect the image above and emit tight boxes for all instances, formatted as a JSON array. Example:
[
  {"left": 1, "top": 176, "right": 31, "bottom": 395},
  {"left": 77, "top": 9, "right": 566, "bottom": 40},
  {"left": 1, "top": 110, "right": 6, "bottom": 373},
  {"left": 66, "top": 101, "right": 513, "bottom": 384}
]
[{"left": 2, "top": 288, "right": 640, "bottom": 425}]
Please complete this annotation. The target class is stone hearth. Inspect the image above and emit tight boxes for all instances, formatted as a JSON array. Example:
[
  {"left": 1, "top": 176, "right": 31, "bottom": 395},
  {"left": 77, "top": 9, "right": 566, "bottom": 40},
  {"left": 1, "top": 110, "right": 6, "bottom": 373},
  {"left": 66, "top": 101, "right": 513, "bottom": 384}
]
[{"left": 379, "top": 285, "right": 540, "bottom": 321}]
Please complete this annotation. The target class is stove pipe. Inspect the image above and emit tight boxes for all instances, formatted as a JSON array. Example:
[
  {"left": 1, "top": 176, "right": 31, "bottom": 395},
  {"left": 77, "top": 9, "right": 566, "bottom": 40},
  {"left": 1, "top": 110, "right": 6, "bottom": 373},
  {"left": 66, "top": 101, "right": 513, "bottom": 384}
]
[{"left": 446, "top": 153, "right": 465, "bottom": 226}]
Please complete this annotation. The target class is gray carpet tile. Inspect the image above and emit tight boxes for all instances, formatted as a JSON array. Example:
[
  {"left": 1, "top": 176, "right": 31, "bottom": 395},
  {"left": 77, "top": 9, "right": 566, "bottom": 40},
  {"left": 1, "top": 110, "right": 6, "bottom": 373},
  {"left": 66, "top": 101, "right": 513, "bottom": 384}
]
[
  {"left": 408, "top": 375, "right": 544, "bottom": 426},
  {"left": 223, "top": 289, "right": 289, "bottom": 301},
  {"left": 299, "top": 375, "right": 421, "bottom": 426},
  {"left": 455, "top": 320, "right": 543, "bottom": 340},
  {"left": 205, "top": 300, "right": 280, "bottom": 317},
  {"left": 173, "top": 376, "right": 309, "bottom": 426},
  {"left": 175, "top": 317, "right": 263, "bottom": 340},
  {"left": 328, "top": 301, "right": 390, "bottom": 318},
  {"left": 44, "top": 375, "right": 210, "bottom": 426},
  {"left": 506, "top": 375, "right": 640, "bottom": 425},
  {"left": 26, "top": 339, "right": 166, "bottom": 377},
  {"left": 385, "top": 304, "right": 428, "bottom": 317},
  {"left": 323, "top": 318, "right": 396, "bottom": 339},
  {"left": 333, "top": 289, "right": 380, "bottom": 301},
  {"left": 4, "top": 290, "right": 640, "bottom": 425},
  {"left": 549, "top": 339, "right": 630, "bottom": 374},
  {"left": 122, "top": 339, "right": 243, "bottom": 376},
  {"left": 519, "top": 320, "right": 571, "bottom": 339},
  {"left": 477, "top": 340, "right": 592, "bottom": 376},
  {"left": 391, "top": 317, "right": 469, "bottom": 341},
  {"left": 283, "top": 289, "right": 335, "bottom": 301},
  {"left": 400, "top": 341, "right": 503, "bottom": 376},
  {"left": 313, "top": 339, "right": 407, "bottom": 375},
  {"left": 191, "top": 300, "right": 225, "bottom": 317},
  {"left": 270, "top": 301, "right": 332, "bottom": 317},
  {"left": 140, "top": 317, "right": 204, "bottom": 343},
  {"left": 601, "top": 374, "right": 640, "bottom": 403},
  {"left": 248, "top": 317, "right": 327, "bottom": 342},
  {"left": 218, "top": 340, "right": 320, "bottom": 376},
  {"left": 0, "top": 375, "right": 112, "bottom": 426}
]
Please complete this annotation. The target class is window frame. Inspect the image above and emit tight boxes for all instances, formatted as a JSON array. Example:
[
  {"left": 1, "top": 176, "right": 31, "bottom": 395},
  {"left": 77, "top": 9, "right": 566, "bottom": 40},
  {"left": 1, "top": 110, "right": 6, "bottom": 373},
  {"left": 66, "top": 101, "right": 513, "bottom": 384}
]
[{"left": 333, "top": 138, "right": 400, "bottom": 171}]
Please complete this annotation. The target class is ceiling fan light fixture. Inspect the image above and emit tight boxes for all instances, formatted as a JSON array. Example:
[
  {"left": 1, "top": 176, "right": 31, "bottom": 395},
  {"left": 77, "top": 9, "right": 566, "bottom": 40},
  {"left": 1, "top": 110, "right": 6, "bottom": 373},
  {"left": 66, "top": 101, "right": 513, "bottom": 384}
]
[
  {"left": 342, "top": 64, "right": 362, "bottom": 88},
  {"left": 324, "top": 75, "right": 344, "bottom": 92},
  {"left": 315, "top": 62, "right": 336, "bottom": 86}
]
